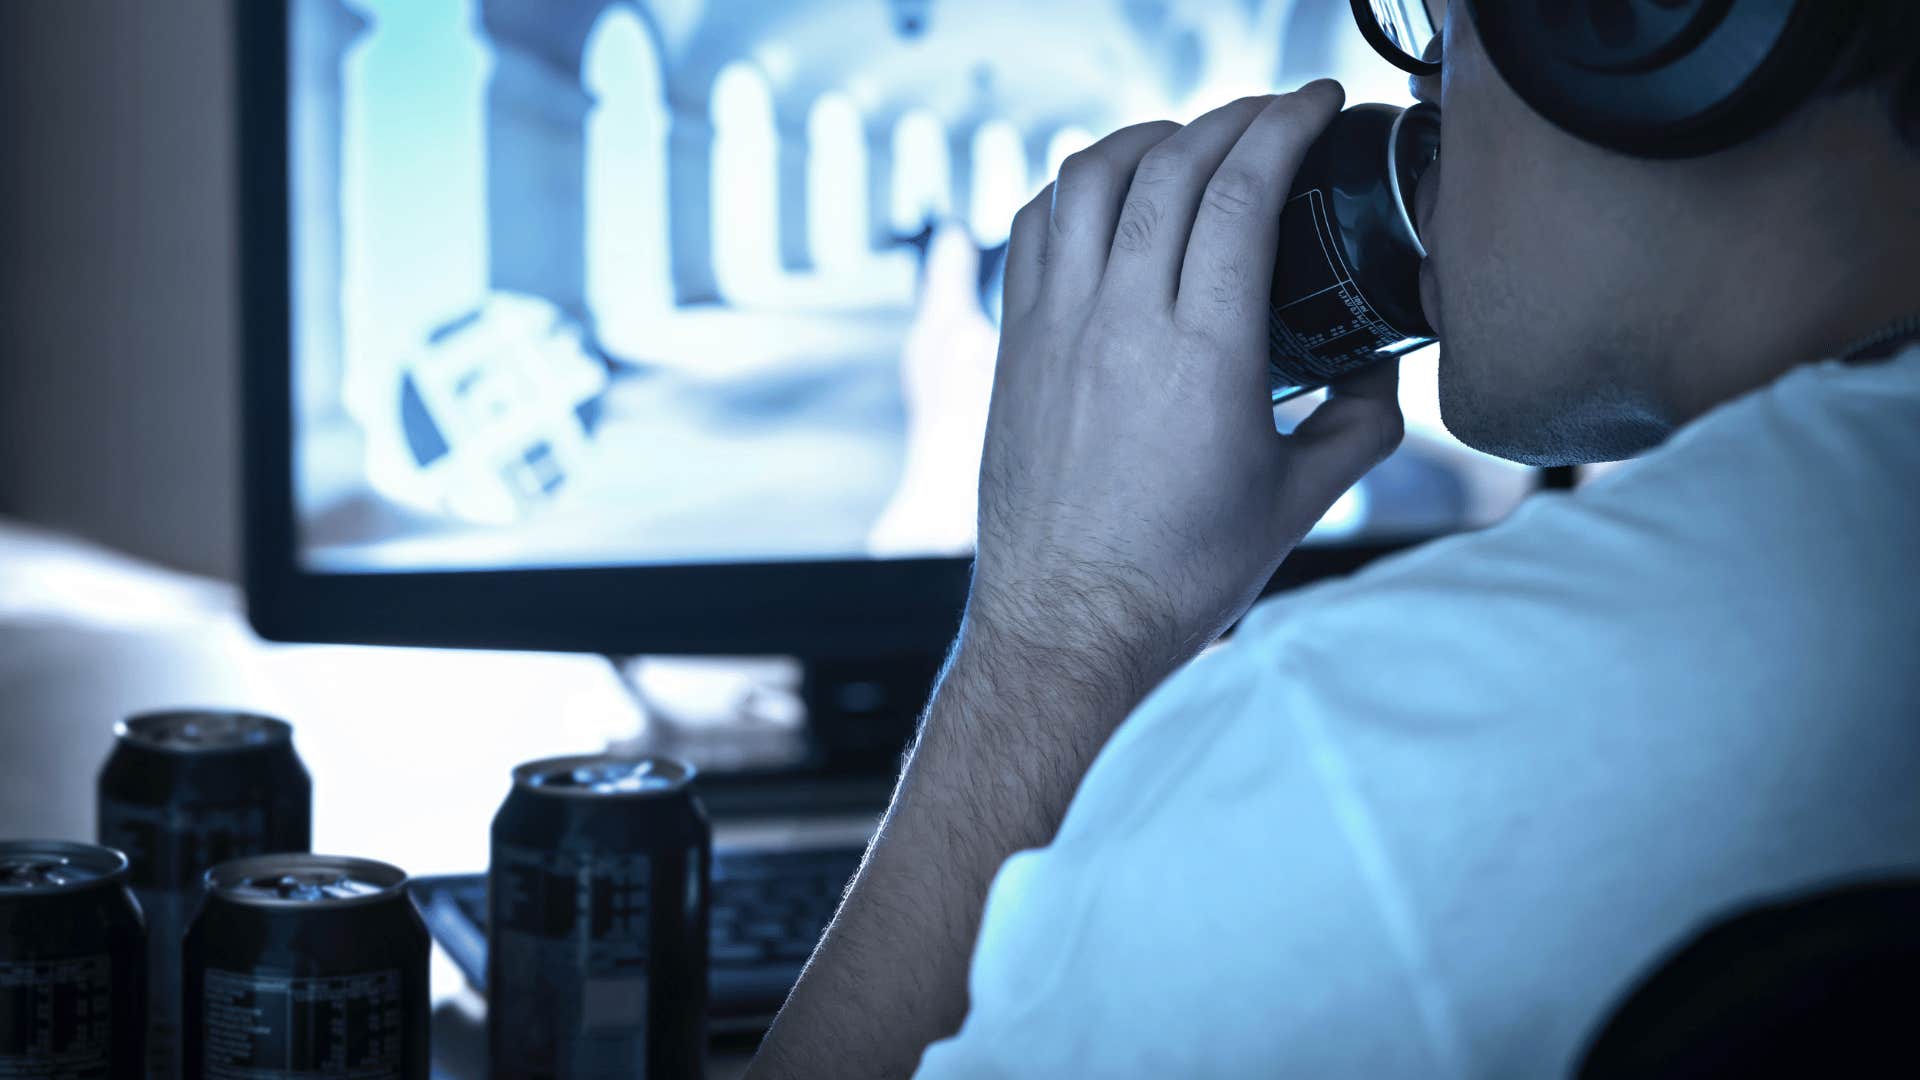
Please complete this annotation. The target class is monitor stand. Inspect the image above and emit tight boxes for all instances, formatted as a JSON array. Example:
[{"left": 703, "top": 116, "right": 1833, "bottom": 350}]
[{"left": 602, "top": 652, "right": 944, "bottom": 817}]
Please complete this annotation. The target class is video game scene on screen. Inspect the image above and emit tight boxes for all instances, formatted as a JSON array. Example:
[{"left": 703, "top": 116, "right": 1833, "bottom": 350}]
[{"left": 289, "top": 0, "right": 1533, "bottom": 574}]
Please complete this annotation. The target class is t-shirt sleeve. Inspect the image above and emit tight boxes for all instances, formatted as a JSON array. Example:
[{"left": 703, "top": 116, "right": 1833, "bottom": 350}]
[{"left": 914, "top": 631, "right": 1457, "bottom": 1078}]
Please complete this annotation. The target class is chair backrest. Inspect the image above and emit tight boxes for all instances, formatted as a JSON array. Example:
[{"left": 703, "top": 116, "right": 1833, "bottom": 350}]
[{"left": 1578, "top": 876, "right": 1920, "bottom": 1077}]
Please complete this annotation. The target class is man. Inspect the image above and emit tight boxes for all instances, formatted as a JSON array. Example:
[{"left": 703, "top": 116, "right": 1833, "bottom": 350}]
[{"left": 751, "top": 1, "right": 1920, "bottom": 1075}]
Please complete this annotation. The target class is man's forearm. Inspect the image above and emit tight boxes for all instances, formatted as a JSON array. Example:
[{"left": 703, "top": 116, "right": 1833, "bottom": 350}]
[
  {"left": 747, "top": 593, "right": 1182, "bottom": 1078},
  {"left": 748, "top": 79, "right": 1370, "bottom": 1078}
]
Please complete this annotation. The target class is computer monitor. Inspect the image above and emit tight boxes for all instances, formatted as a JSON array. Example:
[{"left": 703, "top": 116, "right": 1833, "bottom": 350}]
[{"left": 239, "top": 0, "right": 1542, "bottom": 726}]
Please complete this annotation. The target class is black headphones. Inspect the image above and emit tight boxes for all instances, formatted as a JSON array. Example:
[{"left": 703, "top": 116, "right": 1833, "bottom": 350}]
[{"left": 1462, "top": 0, "right": 1861, "bottom": 159}]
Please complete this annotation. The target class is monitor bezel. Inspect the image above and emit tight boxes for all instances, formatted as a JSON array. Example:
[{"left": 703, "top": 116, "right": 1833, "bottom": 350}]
[{"left": 238, "top": 0, "right": 1476, "bottom": 658}]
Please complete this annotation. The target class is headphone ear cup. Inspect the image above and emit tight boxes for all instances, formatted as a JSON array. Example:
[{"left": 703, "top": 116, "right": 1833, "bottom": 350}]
[{"left": 1466, "top": 0, "right": 1858, "bottom": 158}]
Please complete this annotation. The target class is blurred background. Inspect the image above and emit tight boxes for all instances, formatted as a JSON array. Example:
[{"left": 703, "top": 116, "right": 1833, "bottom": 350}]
[
  {"left": 0, "top": 0, "right": 244, "bottom": 580},
  {"left": 0, "top": 0, "right": 1533, "bottom": 586},
  {"left": 0, "top": 0, "right": 1543, "bottom": 918},
  {"left": 0, "top": 2, "right": 1535, "bottom": 1066}
]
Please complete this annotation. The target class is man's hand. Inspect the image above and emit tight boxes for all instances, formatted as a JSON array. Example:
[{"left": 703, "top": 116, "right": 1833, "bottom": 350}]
[
  {"left": 749, "top": 81, "right": 1405, "bottom": 1080},
  {"left": 973, "top": 79, "right": 1405, "bottom": 690}
]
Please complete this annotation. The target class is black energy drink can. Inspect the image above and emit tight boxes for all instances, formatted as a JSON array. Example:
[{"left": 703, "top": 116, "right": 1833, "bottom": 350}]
[
  {"left": 1268, "top": 101, "right": 1441, "bottom": 400},
  {"left": 489, "top": 754, "right": 711, "bottom": 1078},
  {"left": 182, "top": 854, "right": 430, "bottom": 1079},
  {"left": 0, "top": 840, "right": 146, "bottom": 1079},
  {"left": 96, "top": 709, "right": 313, "bottom": 1079}
]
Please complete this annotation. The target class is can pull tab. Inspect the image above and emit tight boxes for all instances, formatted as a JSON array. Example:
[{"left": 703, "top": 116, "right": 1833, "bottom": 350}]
[
  {"left": 571, "top": 761, "right": 674, "bottom": 794},
  {"left": 0, "top": 856, "right": 81, "bottom": 889},
  {"left": 533, "top": 757, "right": 687, "bottom": 794},
  {"left": 238, "top": 870, "right": 384, "bottom": 902},
  {"left": 270, "top": 873, "right": 339, "bottom": 902}
]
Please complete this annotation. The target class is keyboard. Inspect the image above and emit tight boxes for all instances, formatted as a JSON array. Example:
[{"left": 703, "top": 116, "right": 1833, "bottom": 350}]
[{"left": 412, "top": 844, "right": 863, "bottom": 1022}]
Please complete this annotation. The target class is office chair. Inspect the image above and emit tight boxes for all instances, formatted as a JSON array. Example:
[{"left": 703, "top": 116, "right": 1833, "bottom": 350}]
[{"left": 1578, "top": 875, "right": 1920, "bottom": 1077}]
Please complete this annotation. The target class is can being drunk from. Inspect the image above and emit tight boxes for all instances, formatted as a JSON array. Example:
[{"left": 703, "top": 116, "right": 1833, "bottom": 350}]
[
  {"left": 182, "top": 854, "right": 430, "bottom": 1079},
  {"left": 0, "top": 840, "right": 147, "bottom": 1080},
  {"left": 1267, "top": 101, "right": 1442, "bottom": 401},
  {"left": 97, "top": 709, "right": 312, "bottom": 1080},
  {"left": 489, "top": 754, "right": 712, "bottom": 1078}
]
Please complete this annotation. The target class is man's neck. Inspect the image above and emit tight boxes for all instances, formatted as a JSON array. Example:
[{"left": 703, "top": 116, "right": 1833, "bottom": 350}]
[
  {"left": 1663, "top": 173, "right": 1919, "bottom": 423},
  {"left": 1646, "top": 92, "right": 1920, "bottom": 425}
]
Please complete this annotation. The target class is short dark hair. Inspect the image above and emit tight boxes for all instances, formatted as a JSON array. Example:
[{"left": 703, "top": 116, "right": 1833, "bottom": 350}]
[{"left": 1828, "top": 2, "right": 1920, "bottom": 147}]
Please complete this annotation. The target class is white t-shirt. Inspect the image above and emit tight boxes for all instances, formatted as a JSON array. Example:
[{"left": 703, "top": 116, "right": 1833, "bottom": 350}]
[{"left": 916, "top": 346, "right": 1920, "bottom": 1078}]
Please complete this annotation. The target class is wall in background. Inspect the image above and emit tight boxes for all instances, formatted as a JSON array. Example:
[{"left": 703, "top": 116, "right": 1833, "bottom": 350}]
[{"left": 0, "top": 0, "right": 241, "bottom": 580}]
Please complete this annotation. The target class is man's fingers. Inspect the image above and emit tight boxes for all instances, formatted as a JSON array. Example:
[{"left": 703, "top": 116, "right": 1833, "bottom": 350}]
[
  {"left": 1001, "top": 182, "right": 1053, "bottom": 326},
  {"left": 1322, "top": 351, "right": 1403, "bottom": 405},
  {"left": 1280, "top": 356, "right": 1404, "bottom": 525},
  {"left": 1174, "top": 81, "right": 1344, "bottom": 340},
  {"left": 1097, "top": 95, "right": 1275, "bottom": 308},
  {"left": 1038, "top": 120, "right": 1180, "bottom": 316}
]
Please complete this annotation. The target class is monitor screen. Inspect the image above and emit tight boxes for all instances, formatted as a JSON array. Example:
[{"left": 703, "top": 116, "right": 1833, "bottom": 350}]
[{"left": 287, "top": 0, "right": 1532, "bottom": 576}]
